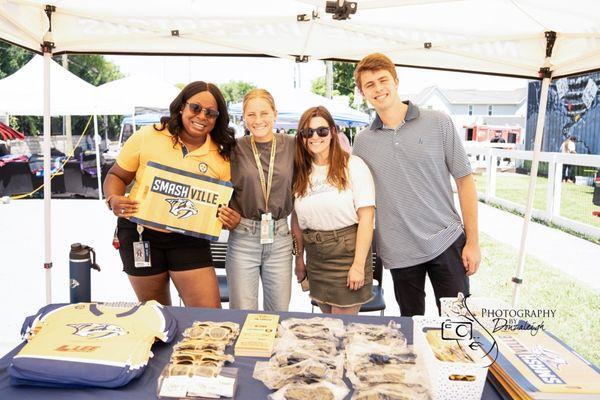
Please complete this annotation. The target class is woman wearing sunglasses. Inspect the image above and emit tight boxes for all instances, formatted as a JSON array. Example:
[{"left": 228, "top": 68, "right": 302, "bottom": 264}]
[
  {"left": 103, "top": 81, "right": 235, "bottom": 308},
  {"left": 217, "top": 88, "right": 296, "bottom": 312},
  {"left": 291, "top": 106, "right": 375, "bottom": 315}
]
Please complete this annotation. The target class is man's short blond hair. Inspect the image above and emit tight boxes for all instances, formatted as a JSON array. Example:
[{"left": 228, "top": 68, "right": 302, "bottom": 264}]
[{"left": 354, "top": 53, "right": 398, "bottom": 93}]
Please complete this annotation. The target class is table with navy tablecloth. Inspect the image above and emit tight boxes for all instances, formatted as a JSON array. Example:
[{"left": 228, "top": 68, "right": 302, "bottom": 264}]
[{"left": 0, "top": 307, "right": 504, "bottom": 399}]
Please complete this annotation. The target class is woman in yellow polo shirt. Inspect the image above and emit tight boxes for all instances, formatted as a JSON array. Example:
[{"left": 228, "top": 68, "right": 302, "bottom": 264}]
[{"left": 103, "top": 81, "right": 235, "bottom": 308}]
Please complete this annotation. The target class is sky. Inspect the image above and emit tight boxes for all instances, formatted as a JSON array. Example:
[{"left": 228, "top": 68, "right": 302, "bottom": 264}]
[{"left": 105, "top": 55, "right": 529, "bottom": 96}]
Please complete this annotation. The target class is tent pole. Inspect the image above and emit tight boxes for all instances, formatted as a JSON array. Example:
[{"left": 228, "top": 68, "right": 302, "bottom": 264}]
[
  {"left": 132, "top": 108, "right": 137, "bottom": 135},
  {"left": 43, "top": 51, "right": 52, "bottom": 305},
  {"left": 93, "top": 115, "right": 103, "bottom": 200},
  {"left": 62, "top": 54, "right": 73, "bottom": 154},
  {"left": 511, "top": 76, "right": 551, "bottom": 307}
]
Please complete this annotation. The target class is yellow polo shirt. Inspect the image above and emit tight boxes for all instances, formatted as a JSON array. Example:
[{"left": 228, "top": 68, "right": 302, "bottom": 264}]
[{"left": 117, "top": 125, "right": 231, "bottom": 200}]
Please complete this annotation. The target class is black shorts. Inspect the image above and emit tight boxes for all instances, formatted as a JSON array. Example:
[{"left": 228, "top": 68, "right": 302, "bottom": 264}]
[{"left": 116, "top": 218, "right": 213, "bottom": 276}]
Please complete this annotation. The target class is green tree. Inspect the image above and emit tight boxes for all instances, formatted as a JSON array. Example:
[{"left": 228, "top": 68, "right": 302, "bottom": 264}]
[
  {"left": 63, "top": 54, "right": 123, "bottom": 86},
  {"left": 332, "top": 61, "right": 355, "bottom": 98},
  {"left": 0, "top": 43, "right": 34, "bottom": 79},
  {"left": 312, "top": 75, "right": 337, "bottom": 98},
  {"left": 219, "top": 80, "right": 256, "bottom": 104},
  {"left": 311, "top": 61, "right": 366, "bottom": 110}
]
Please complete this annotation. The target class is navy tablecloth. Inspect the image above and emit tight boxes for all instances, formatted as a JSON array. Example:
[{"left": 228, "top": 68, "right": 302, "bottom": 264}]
[{"left": 0, "top": 307, "right": 503, "bottom": 399}]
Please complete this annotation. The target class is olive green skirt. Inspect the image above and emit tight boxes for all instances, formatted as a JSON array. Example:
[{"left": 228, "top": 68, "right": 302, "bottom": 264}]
[{"left": 302, "top": 224, "right": 373, "bottom": 308}]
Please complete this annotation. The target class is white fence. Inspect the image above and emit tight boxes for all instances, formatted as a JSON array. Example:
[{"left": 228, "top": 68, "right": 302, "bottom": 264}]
[{"left": 464, "top": 143, "right": 600, "bottom": 239}]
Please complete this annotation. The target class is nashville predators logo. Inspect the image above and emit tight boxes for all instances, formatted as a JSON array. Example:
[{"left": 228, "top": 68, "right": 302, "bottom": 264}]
[
  {"left": 165, "top": 198, "right": 199, "bottom": 219},
  {"left": 67, "top": 323, "right": 127, "bottom": 339},
  {"left": 531, "top": 346, "right": 568, "bottom": 370}
]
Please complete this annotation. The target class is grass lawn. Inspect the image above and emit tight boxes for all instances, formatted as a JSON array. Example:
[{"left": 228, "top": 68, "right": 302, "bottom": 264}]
[
  {"left": 473, "top": 172, "right": 600, "bottom": 228},
  {"left": 470, "top": 233, "right": 600, "bottom": 366}
]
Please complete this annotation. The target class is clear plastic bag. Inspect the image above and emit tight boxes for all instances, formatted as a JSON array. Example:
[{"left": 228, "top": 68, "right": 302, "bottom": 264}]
[
  {"left": 269, "top": 380, "right": 349, "bottom": 400},
  {"left": 350, "top": 382, "right": 431, "bottom": 400},
  {"left": 253, "top": 358, "right": 335, "bottom": 390},
  {"left": 275, "top": 330, "right": 341, "bottom": 357},
  {"left": 273, "top": 348, "right": 344, "bottom": 380},
  {"left": 279, "top": 317, "right": 345, "bottom": 341},
  {"left": 345, "top": 321, "right": 406, "bottom": 347},
  {"left": 344, "top": 322, "right": 430, "bottom": 396}
]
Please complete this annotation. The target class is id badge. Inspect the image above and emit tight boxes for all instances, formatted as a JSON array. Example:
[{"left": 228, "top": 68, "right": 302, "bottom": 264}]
[
  {"left": 133, "top": 241, "right": 151, "bottom": 268},
  {"left": 260, "top": 213, "right": 274, "bottom": 245}
]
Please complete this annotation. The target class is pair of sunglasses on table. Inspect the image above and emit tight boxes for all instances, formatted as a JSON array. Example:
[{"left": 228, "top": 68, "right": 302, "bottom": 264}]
[
  {"left": 169, "top": 342, "right": 234, "bottom": 377},
  {"left": 185, "top": 102, "right": 220, "bottom": 119},
  {"left": 170, "top": 351, "right": 234, "bottom": 365},
  {"left": 182, "top": 321, "right": 239, "bottom": 342},
  {"left": 165, "top": 363, "right": 225, "bottom": 378},
  {"left": 299, "top": 126, "right": 331, "bottom": 138}
]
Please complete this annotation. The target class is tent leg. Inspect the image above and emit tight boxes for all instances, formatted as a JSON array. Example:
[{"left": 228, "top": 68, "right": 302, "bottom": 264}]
[
  {"left": 511, "top": 76, "right": 552, "bottom": 307},
  {"left": 93, "top": 115, "right": 103, "bottom": 200},
  {"left": 43, "top": 52, "right": 52, "bottom": 305},
  {"left": 131, "top": 108, "right": 137, "bottom": 136}
]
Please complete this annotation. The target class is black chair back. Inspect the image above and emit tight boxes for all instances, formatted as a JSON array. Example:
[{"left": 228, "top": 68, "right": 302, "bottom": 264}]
[{"left": 210, "top": 242, "right": 229, "bottom": 303}]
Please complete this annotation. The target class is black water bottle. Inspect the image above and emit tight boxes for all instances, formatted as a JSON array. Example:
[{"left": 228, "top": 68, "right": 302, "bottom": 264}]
[{"left": 69, "top": 243, "right": 101, "bottom": 303}]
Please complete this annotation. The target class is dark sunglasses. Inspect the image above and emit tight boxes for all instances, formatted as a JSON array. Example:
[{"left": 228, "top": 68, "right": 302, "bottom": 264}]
[
  {"left": 300, "top": 126, "right": 331, "bottom": 138},
  {"left": 185, "top": 102, "right": 220, "bottom": 119}
]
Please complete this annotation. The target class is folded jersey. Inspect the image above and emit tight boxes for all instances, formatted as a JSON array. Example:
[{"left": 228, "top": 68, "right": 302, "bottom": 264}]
[{"left": 9, "top": 300, "right": 177, "bottom": 388}]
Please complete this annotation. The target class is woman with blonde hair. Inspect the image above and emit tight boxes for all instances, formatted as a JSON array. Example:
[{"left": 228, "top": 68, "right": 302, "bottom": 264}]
[
  {"left": 291, "top": 106, "right": 375, "bottom": 315},
  {"left": 218, "top": 89, "right": 296, "bottom": 311}
]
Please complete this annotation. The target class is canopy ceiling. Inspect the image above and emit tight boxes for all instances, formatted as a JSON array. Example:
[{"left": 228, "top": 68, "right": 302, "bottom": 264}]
[{"left": 1, "top": 0, "right": 599, "bottom": 79}]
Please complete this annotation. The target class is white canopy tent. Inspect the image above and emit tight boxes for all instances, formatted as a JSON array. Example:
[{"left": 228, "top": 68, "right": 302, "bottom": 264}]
[
  {"left": 0, "top": 0, "right": 599, "bottom": 305},
  {"left": 96, "top": 76, "right": 180, "bottom": 115},
  {"left": 0, "top": 55, "right": 98, "bottom": 115},
  {"left": 97, "top": 76, "right": 180, "bottom": 143}
]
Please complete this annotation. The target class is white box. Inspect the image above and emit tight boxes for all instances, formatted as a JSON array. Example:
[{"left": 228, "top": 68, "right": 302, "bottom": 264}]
[{"left": 413, "top": 316, "right": 489, "bottom": 400}]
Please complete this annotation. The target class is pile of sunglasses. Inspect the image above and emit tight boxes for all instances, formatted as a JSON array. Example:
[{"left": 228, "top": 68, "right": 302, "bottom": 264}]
[
  {"left": 254, "top": 317, "right": 349, "bottom": 400},
  {"left": 166, "top": 321, "right": 240, "bottom": 378},
  {"left": 344, "top": 322, "right": 431, "bottom": 400}
]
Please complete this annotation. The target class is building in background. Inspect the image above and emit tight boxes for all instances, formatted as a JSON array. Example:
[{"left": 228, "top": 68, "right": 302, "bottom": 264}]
[{"left": 403, "top": 86, "right": 527, "bottom": 144}]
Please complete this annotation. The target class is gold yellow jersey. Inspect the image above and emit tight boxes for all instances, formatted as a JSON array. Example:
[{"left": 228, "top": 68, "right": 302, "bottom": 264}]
[{"left": 9, "top": 301, "right": 177, "bottom": 388}]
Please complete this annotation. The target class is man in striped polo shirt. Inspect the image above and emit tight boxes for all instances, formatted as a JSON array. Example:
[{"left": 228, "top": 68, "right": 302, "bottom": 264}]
[{"left": 352, "top": 53, "right": 481, "bottom": 317}]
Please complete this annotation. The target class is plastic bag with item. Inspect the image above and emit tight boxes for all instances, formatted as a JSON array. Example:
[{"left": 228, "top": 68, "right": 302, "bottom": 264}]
[
  {"left": 268, "top": 380, "right": 349, "bottom": 400},
  {"left": 253, "top": 357, "right": 335, "bottom": 389}
]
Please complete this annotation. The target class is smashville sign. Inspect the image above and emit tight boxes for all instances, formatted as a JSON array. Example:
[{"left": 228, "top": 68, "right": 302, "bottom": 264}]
[{"left": 130, "top": 161, "right": 233, "bottom": 241}]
